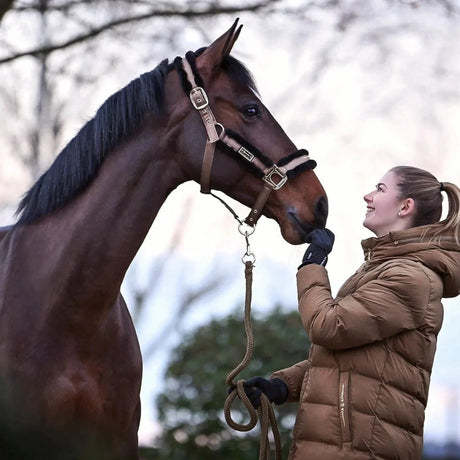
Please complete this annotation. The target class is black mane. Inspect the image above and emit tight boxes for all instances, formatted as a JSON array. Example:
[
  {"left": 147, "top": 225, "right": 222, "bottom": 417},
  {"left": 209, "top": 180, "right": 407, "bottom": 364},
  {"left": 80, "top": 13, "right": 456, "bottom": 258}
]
[{"left": 15, "top": 54, "right": 257, "bottom": 226}]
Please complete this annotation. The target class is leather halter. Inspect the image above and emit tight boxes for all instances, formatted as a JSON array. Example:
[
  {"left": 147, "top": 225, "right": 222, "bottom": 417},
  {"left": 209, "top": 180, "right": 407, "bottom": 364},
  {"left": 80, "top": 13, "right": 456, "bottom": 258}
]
[{"left": 174, "top": 52, "right": 317, "bottom": 227}]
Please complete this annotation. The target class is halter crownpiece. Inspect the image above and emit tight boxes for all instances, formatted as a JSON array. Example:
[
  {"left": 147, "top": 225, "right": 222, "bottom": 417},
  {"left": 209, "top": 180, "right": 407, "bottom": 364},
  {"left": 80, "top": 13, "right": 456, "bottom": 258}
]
[{"left": 174, "top": 51, "right": 317, "bottom": 227}]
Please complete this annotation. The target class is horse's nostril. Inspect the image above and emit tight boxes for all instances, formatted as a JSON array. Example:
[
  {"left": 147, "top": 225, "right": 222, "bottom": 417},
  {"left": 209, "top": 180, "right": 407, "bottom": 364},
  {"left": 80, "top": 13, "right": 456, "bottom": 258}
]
[{"left": 315, "top": 196, "right": 328, "bottom": 226}]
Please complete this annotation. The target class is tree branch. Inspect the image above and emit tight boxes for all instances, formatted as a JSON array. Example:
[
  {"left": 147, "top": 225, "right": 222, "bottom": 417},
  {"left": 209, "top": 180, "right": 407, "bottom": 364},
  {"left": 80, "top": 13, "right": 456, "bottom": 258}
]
[{"left": 0, "top": 1, "right": 277, "bottom": 65}]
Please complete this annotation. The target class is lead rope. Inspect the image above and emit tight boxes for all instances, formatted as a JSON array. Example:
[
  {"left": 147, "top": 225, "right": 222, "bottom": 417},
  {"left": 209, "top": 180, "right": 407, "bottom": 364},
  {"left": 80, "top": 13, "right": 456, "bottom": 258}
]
[{"left": 221, "top": 209, "right": 282, "bottom": 460}]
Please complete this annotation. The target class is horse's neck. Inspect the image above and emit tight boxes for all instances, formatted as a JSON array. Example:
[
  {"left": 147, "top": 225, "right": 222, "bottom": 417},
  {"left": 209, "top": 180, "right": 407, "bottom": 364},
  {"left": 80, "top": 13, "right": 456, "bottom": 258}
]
[
  {"left": 29, "top": 124, "right": 186, "bottom": 308},
  {"left": 0, "top": 226, "right": 13, "bottom": 243}
]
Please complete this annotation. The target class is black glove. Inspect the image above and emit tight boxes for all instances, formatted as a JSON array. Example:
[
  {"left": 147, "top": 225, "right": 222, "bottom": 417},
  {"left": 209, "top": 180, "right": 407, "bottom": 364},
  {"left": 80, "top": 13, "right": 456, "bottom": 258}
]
[
  {"left": 299, "top": 228, "right": 335, "bottom": 268},
  {"left": 243, "top": 377, "right": 289, "bottom": 408}
]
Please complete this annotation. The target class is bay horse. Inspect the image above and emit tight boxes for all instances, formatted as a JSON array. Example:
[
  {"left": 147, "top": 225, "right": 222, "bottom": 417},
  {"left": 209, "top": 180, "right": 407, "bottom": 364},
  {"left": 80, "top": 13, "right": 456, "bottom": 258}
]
[{"left": 0, "top": 20, "right": 327, "bottom": 459}]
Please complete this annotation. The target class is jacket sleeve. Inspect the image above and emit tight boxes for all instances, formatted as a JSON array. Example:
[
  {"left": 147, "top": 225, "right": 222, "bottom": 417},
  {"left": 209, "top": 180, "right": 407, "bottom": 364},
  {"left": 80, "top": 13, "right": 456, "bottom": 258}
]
[
  {"left": 296, "top": 261, "right": 432, "bottom": 350},
  {"left": 271, "top": 359, "right": 310, "bottom": 402}
]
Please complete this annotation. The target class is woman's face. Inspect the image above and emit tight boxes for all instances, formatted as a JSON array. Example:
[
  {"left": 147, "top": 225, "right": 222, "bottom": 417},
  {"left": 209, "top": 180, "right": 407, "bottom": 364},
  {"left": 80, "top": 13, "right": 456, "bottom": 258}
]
[{"left": 363, "top": 171, "right": 412, "bottom": 237}]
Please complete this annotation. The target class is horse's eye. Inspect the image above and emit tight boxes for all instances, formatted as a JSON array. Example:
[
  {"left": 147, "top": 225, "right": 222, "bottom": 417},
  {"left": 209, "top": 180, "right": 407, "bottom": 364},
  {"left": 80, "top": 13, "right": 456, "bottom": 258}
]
[{"left": 243, "top": 104, "right": 261, "bottom": 119}]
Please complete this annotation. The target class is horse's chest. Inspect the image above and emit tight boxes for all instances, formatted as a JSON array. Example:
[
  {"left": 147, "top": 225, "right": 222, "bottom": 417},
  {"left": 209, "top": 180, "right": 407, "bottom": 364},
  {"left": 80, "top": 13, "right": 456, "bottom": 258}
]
[{"left": 1, "top": 303, "right": 142, "bottom": 425}]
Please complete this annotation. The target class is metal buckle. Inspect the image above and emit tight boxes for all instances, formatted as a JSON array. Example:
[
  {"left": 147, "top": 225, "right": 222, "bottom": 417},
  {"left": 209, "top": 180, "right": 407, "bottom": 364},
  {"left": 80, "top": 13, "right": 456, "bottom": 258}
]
[
  {"left": 190, "top": 87, "right": 209, "bottom": 110},
  {"left": 238, "top": 146, "right": 255, "bottom": 162},
  {"left": 263, "top": 165, "right": 288, "bottom": 190}
]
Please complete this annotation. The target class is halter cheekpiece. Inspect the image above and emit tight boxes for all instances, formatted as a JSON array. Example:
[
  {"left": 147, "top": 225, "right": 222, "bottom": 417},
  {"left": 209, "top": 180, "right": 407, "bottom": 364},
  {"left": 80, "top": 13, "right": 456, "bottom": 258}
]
[{"left": 174, "top": 51, "right": 317, "bottom": 227}]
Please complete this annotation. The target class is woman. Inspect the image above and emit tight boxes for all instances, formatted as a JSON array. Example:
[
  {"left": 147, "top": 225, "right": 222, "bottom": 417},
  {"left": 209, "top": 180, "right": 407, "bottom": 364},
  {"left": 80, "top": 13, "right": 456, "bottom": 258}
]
[{"left": 244, "top": 166, "right": 460, "bottom": 459}]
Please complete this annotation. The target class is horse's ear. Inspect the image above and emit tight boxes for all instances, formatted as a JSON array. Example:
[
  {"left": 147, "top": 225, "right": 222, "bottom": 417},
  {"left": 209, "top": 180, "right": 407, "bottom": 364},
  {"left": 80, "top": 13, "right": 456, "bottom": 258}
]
[{"left": 197, "top": 18, "right": 242, "bottom": 77}]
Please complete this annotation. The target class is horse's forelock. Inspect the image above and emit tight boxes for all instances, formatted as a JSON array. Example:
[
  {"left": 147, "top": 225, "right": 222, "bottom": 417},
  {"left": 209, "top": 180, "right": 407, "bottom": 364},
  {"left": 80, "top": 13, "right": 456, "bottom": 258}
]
[{"left": 221, "top": 55, "right": 259, "bottom": 96}]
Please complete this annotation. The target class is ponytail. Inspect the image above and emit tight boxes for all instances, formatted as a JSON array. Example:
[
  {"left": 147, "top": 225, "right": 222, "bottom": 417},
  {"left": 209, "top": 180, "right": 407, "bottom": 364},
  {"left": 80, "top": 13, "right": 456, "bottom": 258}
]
[
  {"left": 390, "top": 166, "right": 460, "bottom": 244},
  {"left": 433, "top": 181, "right": 460, "bottom": 243}
]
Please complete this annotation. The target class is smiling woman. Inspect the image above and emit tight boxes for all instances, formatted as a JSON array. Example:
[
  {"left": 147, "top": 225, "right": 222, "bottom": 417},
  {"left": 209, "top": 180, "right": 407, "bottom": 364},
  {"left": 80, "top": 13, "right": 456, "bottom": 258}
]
[
  {"left": 363, "top": 170, "right": 415, "bottom": 237},
  {"left": 242, "top": 166, "right": 460, "bottom": 459},
  {"left": 363, "top": 166, "right": 447, "bottom": 238}
]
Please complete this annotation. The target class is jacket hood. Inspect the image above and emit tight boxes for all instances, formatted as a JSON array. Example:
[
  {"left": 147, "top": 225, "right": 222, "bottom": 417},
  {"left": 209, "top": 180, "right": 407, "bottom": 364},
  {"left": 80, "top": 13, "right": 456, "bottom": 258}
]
[{"left": 361, "top": 225, "right": 460, "bottom": 298}]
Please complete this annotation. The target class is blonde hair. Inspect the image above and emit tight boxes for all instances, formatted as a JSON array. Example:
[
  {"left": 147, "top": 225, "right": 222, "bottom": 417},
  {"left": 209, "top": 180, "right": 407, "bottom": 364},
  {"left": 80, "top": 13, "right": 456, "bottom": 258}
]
[{"left": 390, "top": 166, "right": 460, "bottom": 243}]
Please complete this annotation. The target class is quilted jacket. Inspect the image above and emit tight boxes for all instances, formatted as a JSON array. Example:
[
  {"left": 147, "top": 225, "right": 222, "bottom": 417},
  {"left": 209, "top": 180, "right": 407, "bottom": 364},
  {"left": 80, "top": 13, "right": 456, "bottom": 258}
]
[{"left": 272, "top": 225, "right": 460, "bottom": 459}]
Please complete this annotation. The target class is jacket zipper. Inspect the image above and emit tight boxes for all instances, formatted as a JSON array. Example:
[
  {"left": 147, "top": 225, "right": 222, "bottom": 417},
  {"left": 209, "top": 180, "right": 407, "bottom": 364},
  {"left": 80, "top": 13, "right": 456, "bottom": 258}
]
[{"left": 339, "top": 372, "right": 351, "bottom": 444}]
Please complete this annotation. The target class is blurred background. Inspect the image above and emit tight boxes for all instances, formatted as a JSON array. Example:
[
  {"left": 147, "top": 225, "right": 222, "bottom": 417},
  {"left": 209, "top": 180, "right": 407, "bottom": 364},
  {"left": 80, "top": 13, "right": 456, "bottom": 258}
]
[{"left": 1, "top": 0, "right": 459, "bottom": 458}]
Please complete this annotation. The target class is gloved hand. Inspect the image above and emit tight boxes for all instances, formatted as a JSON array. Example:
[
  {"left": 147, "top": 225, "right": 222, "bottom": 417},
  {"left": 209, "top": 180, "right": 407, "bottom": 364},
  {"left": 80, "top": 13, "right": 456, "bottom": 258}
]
[
  {"left": 243, "top": 377, "right": 289, "bottom": 408},
  {"left": 299, "top": 228, "right": 335, "bottom": 268}
]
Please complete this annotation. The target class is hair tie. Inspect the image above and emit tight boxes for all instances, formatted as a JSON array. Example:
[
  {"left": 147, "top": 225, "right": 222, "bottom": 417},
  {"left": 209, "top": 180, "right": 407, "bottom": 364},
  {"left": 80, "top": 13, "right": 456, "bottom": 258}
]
[{"left": 440, "top": 182, "right": 445, "bottom": 192}]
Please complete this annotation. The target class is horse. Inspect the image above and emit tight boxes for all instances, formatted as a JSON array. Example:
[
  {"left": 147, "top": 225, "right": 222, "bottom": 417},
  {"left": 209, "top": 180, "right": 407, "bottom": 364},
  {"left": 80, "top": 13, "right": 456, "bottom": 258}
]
[{"left": 0, "top": 20, "right": 327, "bottom": 459}]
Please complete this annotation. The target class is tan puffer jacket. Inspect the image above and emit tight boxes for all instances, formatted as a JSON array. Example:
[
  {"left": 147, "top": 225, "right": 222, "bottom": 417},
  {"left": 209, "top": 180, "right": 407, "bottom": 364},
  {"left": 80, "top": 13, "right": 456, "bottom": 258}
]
[{"left": 272, "top": 226, "right": 460, "bottom": 460}]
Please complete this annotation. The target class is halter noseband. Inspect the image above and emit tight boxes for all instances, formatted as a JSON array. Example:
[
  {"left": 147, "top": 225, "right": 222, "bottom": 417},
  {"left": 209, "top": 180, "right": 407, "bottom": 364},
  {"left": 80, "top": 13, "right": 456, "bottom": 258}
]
[{"left": 174, "top": 51, "right": 317, "bottom": 227}]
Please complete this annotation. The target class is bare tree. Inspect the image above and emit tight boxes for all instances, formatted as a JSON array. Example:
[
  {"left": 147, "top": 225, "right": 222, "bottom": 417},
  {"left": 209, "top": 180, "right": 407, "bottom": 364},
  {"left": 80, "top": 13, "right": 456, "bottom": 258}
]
[{"left": 0, "top": 0, "right": 282, "bottom": 64}]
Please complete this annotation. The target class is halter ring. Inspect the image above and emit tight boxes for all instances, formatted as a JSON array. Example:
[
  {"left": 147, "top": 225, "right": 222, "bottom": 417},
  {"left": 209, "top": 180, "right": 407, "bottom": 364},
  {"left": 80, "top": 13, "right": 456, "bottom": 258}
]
[{"left": 238, "top": 222, "right": 256, "bottom": 237}]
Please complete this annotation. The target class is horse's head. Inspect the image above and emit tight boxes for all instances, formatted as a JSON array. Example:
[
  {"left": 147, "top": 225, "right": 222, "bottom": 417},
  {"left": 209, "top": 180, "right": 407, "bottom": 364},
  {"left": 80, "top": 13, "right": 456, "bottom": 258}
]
[{"left": 166, "top": 20, "right": 327, "bottom": 244}]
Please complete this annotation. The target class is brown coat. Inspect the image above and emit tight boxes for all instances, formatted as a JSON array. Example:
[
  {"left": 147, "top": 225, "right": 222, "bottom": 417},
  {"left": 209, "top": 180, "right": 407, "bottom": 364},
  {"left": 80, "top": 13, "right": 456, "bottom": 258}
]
[{"left": 272, "top": 226, "right": 460, "bottom": 460}]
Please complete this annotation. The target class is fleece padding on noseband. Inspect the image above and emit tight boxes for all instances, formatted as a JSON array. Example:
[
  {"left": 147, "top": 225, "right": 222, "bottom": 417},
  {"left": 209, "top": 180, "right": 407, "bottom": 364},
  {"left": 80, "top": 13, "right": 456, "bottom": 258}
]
[{"left": 278, "top": 149, "right": 317, "bottom": 177}]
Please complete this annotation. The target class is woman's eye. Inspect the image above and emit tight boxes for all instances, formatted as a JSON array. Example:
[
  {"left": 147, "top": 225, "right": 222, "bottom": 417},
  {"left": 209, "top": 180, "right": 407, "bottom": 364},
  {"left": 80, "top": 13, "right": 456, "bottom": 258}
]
[{"left": 243, "top": 105, "right": 261, "bottom": 119}]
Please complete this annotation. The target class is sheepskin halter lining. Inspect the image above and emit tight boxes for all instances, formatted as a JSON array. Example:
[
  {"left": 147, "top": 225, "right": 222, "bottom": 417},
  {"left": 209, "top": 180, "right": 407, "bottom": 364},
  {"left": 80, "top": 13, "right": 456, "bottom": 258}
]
[{"left": 174, "top": 51, "right": 317, "bottom": 227}]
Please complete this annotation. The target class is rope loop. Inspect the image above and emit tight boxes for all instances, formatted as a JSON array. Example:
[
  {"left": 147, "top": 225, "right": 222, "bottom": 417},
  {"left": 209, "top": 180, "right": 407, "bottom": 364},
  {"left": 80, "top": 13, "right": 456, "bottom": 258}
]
[
  {"left": 224, "top": 380, "right": 258, "bottom": 432},
  {"left": 223, "top": 260, "right": 283, "bottom": 460}
]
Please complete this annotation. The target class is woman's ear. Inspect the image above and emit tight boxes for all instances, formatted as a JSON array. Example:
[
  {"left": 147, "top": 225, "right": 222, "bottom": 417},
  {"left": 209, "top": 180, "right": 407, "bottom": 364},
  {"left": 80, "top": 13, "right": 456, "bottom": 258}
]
[{"left": 399, "top": 198, "right": 416, "bottom": 217}]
